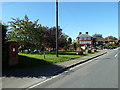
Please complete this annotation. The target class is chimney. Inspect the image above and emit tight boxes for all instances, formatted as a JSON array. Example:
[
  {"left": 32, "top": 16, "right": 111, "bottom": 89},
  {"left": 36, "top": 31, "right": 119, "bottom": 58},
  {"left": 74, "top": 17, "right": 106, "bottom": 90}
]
[
  {"left": 86, "top": 32, "right": 88, "bottom": 34},
  {"left": 79, "top": 32, "right": 82, "bottom": 35}
]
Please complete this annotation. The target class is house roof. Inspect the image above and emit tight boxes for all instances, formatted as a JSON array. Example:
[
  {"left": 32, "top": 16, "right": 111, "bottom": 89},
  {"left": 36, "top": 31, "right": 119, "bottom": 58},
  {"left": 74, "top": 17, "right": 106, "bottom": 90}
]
[
  {"left": 95, "top": 38, "right": 117, "bottom": 42},
  {"left": 77, "top": 34, "right": 92, "bottom": 38},
  {"left": 95, "top": 38, "right": 106, "bottom": 41}
]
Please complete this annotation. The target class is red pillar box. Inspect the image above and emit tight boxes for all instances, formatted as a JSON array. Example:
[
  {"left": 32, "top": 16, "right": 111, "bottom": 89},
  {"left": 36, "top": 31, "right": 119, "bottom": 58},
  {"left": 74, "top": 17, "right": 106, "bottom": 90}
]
[{"left": 9, "top": 42, "right": 18, "bottom": 66}]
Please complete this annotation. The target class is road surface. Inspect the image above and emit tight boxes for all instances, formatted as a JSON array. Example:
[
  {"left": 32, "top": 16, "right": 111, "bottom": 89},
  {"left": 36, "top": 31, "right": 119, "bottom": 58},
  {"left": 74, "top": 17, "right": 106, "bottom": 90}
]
[{"left": 31, "top": 49, "right": 118, "bottom": 88}]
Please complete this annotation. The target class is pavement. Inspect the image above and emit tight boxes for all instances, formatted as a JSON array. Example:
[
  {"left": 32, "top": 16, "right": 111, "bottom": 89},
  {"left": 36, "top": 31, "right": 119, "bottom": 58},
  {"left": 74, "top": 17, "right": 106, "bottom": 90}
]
[{"left": 2, "top": 50, "right": 107, "bottom": 88}]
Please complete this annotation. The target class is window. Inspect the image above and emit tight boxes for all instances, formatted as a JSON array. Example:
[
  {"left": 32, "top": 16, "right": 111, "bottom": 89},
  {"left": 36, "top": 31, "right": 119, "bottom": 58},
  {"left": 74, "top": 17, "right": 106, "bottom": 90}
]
[
  {"left": 88, "top": 37, "right": 91, "bottom": 40},
  {"left": 80, "top": 37, "right": 82, "bottom": 40},
  {"left": 86, "top": 37, "right": 88, "bottom": 40},
  {"left": 86, "top": 41, "right": 91, "bottom": 44},
  {"left": 80, "top": 37, "right": 84, "bottom": 40},
  {"left": 82, "top": 37, "right": 84, "bottom": 40}
]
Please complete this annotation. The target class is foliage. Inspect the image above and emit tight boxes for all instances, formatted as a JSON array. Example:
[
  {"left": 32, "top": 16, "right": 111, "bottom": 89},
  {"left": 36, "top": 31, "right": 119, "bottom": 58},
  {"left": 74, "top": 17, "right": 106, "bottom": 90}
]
[
  {"left": 92, "top": 33, "right": 103, "bottom": 38},
  {"left": 76, "top": 50, "right": 84, "bottom": 55},
  {"left": 85, "top": 49, "right": 91, "bottom": 53},
  {"left": 7, "top": 15, "right": 70, "bottom": 55},
  {"left": 105, "top": 36, "right": 118, "bottom": 40},
  {"left": 63, "top": 44, "right": 70, "bottom": 51},
  {"left": 76, "top": 43, "right": 81, "bottom": 48},
  {"left": 68, "top": 37, "right": 72, "bottom": 44},
  {"left": 74, "top": 43, "right": 77, "bottom": 51},
  {"left": 104, "top": 43, "right": 110, "bottom": 47},
  {"left": 45, "top": 27, "right": 68, "bottom": 49},
  {"left": 8, "top": 15, "right": 47, "bottom": 51},
  {"left": 58, "top": 33, "right": 68, "bottom": 48}
]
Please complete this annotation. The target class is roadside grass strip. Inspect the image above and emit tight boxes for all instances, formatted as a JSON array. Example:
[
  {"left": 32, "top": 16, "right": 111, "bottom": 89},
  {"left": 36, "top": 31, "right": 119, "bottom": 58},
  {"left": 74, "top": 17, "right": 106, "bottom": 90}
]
[{"left": 17, "top": 51, "right": 100, "bottom": 68}]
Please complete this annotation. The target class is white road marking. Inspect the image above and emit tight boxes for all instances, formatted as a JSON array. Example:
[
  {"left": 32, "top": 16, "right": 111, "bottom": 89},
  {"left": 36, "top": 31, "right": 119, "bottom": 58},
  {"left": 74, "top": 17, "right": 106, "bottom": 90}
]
[
  {"left": 115, "top": 54, "right": 118, "bottom": 58},
  {"left": 26, "top": 74, "right": 60, "bottom": 89}
]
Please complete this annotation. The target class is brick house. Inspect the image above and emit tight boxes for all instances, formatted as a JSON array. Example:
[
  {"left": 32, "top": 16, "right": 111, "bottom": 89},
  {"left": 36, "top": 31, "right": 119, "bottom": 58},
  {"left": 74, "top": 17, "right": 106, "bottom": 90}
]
[
  {"left": 94, "top": 38, "right": 117, "bottom": 46},
  {"left": 76, "top": 32, "right": 118, "bottom": 49},
  {"left": 94, "top": 38, "right": 106, "bottom": 46},
  {"left": 76, "top": 32, "right": 93, "bottom": 46}
]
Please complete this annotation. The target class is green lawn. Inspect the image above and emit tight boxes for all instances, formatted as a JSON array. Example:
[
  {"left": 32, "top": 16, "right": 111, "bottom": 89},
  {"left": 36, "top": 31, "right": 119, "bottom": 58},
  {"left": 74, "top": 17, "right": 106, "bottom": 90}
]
[{"left": 16, "top": 51, "right": 99, "bottom": 68}]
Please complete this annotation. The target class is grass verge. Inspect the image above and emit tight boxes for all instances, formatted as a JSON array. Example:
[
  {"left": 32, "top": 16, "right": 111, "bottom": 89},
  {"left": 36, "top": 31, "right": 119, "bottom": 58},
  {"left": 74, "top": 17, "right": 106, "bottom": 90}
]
[{"left": 15, "top": 51, "right": 100, "bottom": 69}]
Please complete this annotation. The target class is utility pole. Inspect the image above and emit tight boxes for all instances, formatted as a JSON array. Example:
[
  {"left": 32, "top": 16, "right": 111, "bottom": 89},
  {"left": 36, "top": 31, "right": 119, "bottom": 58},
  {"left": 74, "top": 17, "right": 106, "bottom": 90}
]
[{"left": 56, "top": 0, "right": 58, "bottom": 57}]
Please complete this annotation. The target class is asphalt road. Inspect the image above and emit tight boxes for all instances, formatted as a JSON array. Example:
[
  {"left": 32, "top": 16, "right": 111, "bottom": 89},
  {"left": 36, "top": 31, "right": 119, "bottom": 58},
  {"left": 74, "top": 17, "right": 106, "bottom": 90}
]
[{"left": 32, "top": 49, "right": 118, "bottom": 88}]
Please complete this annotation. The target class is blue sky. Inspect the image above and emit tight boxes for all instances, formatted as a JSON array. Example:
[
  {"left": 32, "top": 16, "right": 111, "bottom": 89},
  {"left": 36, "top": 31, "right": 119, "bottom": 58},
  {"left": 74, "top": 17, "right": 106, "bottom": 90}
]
[{"left": 2, "top": 2, "right": 118, "bottom": 40}]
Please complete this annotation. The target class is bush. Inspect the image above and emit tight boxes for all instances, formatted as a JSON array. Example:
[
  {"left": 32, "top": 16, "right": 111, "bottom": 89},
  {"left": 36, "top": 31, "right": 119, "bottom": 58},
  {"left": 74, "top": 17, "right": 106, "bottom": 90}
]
[
  {"left": 112, "top": 46, "right": 118, "bottom": 49},
  {"left": 94, "top": 49, "right": 97, "bottom": 52},
  {"left": 91, "top": 49, "right": 96, "bottom": 53},
  {"left": 85, "top": 49, "right": 91, "bottom": 53},
  {"left": 76, "top": 50, "right": 84, "bottom": 55}
]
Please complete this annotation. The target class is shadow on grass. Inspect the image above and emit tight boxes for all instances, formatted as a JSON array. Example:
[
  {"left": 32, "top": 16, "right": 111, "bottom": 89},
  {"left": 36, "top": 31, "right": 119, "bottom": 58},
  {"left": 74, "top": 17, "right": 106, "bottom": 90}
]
[
  {"left": 16, "top": 55, "right": 52, "bottom": 68},
  {"left": 2, "top": 55, "right": 65, "bottom": 78}
]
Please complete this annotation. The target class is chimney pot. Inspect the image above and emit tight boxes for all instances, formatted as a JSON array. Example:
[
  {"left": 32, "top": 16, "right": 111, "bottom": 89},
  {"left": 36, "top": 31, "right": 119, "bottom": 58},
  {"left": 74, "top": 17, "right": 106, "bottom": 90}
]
[
  {"left": 79, "top": 32, "right": 82, "bottom": 35},
  {"left": 86, "top": 32, "right": 88, "bottom": 34}
]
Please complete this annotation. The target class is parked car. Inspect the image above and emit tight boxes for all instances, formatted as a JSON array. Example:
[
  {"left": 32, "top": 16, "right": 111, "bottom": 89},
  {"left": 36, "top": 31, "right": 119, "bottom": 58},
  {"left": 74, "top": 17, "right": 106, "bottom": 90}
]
[
  {"left": 87, "top": 46, "right": 92, "bottom": 50},
  {"left": 50, "top": 49, "right": 56, "bottom": 52},
  {"left": 107, "top": 47, "right": 113, "bottom": 49},
  {"left": 33, "top": 50, "right": 41, "bottom": 53}
]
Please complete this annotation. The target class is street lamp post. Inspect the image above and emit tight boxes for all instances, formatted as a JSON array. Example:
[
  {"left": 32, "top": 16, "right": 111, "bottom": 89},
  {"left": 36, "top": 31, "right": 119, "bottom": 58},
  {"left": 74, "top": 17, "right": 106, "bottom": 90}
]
[{"left": 56, "top": 0, "right": 58, "bottom": 57}]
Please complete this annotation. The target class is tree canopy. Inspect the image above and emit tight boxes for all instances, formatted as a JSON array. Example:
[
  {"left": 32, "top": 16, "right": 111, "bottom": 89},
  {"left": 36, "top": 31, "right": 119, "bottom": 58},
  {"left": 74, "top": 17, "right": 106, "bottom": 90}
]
[
  {"left": 45, "top": 26, "right": 69, "bottom": 49},
  {"left": 105, "top": 36, "right": 118, "bottom": 40},
  {"left": 68, "top": 37, "right": 72, "bottom": 44},
  {"left": 8, "top": 15, "right": 47, "bottom": 50},
  {"left": 7, "top": 15, "right": 69, "bottom": 51},
  {"left": 92, "top": 33, "right": 103, "bottom": 38}
]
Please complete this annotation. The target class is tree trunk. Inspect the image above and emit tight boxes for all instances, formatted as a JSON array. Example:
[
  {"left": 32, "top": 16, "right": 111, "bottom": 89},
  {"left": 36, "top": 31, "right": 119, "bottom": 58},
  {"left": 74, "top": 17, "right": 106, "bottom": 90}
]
[
  {"left": 27, "top": 49, "right": 30, "bottom": 53},
  {"left": 43, "top": 47, "right": 45, "bottom": 59}
]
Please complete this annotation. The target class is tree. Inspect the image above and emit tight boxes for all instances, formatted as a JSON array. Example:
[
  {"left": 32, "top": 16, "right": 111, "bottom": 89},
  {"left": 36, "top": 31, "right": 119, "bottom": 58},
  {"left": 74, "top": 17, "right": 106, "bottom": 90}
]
[
  {"left": 44, "top": 27, "right": 57, "bottom": 49},
  {"left": 105, "top": 36, "right": 118, "bottom": 40},
  {"left": 68, "top": 37, "right": 72, "bottom": 44},
  {"left": 62, "top": 37, "right": 72, "bottom": 51},
  {"left": 8, "top": 15, "right": 47, "bottom": 53},
  {"left": 45, "top": 26, "right": 68, "bottom": 49},
  {"left": 93, "top": 33, "right": 103, "bottom": 38},
  {"left": 58, "top": 33, "right": 68, "bottom": 49},
  {"left": 74, "top": 43, "right": 77, "bottom": 51},
  {"left": 7, "top": 15, "right": 70, "bottom": 56},
  {"left": 2, "top": 24, "right": 8, "bottom": 45}
]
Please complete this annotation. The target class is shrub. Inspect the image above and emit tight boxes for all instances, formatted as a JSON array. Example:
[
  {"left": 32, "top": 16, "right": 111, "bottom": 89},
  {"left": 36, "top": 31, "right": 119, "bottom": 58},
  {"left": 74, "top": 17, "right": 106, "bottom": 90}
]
[
  {"left": 85, "top": 49, "right": 91, "bottom": 53},
  {"left": 112, "top": 46, "right": 118, "bottom": 49},
  {"left": 76, "top": 50, "right": 84, "bottom": 55},
  {"left": 91, "top": 49, "right": 96, "bottom": 53}
]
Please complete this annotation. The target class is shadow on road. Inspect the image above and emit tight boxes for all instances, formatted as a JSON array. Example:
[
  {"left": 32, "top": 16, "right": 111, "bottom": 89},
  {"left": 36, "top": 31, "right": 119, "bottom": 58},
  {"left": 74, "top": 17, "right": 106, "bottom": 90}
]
[{"left": 2, "top": 55, "right": 65, "bottom": 78}]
